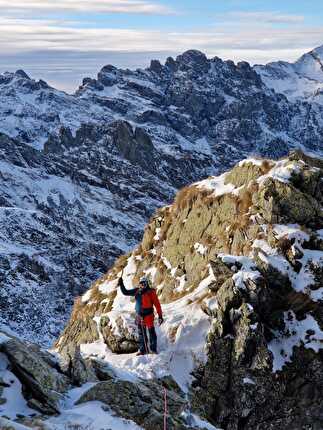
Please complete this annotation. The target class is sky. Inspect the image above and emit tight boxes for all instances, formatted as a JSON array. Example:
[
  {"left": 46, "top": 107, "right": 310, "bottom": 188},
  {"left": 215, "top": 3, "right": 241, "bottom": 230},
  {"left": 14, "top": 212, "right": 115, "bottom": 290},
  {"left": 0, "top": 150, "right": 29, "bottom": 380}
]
[{"left": 1, "top": 0, "right": 323, "bottom": 92}]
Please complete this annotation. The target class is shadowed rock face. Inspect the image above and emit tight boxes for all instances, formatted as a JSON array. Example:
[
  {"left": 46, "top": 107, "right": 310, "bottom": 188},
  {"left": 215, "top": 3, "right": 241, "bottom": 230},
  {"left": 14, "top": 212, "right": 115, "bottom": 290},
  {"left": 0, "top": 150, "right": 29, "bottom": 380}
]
[{"left": 57, "top": 152, "right": 323, "bottom": 430}]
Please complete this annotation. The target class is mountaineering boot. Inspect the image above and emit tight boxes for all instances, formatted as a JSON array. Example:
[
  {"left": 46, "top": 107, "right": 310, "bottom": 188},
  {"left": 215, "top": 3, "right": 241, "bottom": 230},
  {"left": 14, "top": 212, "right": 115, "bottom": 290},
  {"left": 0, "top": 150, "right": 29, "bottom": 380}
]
[{"left": 136, "top": 351, "right": 146, "bottom": 356}]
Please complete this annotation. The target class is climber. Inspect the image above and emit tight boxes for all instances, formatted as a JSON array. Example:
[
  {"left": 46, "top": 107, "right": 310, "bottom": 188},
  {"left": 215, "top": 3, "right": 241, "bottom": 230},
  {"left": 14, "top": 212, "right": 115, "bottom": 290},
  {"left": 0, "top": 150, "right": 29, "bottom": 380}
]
[{"left": 118, "top": 275, "right": 163, "bottom": 355}]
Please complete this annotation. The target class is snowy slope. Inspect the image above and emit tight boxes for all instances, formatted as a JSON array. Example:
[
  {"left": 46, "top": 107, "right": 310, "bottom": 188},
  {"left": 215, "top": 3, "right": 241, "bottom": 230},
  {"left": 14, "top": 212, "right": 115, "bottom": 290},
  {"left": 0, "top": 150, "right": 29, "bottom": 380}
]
[
  {"left": 255, "top": 44, "right": 323, "bottom": 103},
  {"left": 78, "top": 257, "right": 215, "bottom": 392},
  {"left": 0, "top": 70, "right": 114, "bottom": 150}
]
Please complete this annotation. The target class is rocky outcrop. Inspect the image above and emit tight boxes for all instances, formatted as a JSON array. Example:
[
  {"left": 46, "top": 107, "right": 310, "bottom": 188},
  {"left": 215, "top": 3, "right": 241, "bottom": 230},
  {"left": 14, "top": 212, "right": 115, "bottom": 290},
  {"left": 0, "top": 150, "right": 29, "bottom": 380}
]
[
  {"left": 0, "top": 331, "right": 70, "bottom": 415},
  {"left": 76, "top": 376, "right": 194, "bottom": 430},
  {"left": 57, "top": 152, "right": 323, "bottom": 429},
  {"left": 0, "top": 330, "right": 214, "bottom": 430}
]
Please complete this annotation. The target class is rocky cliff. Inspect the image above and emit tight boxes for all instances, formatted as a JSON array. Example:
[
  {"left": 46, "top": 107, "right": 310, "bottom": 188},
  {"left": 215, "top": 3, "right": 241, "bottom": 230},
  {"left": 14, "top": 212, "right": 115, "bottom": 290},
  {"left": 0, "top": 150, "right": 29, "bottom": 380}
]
[{"left": 51, "top": 151, "right": 323, "bottom": 430}]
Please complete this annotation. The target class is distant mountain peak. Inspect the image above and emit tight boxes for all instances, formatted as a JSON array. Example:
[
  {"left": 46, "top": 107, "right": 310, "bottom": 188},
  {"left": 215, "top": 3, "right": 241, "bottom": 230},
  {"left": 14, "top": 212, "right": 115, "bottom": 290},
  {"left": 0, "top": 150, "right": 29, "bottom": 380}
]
[
  {"left": 255, "top": 43, "right": 323, "bottom": 102},
  {"left": 176, "top": 49, "right": 208, "bottom": 64},
  {"left": 15, "top": 69, "right": 31, "bottom": 80}
]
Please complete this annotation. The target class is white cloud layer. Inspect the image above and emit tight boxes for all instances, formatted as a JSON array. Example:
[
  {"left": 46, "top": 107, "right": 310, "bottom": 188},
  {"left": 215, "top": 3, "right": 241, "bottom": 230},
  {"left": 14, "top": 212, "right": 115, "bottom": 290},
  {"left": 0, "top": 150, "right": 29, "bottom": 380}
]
[
  {"left": 223, "top": 11, "right": 305, "bottom": 24},
  {"left": 1, "top": 17, "right": 322, "bottom": 64},
  {"left": 1, "top": 0, "right": 173, "bottom": 15}
]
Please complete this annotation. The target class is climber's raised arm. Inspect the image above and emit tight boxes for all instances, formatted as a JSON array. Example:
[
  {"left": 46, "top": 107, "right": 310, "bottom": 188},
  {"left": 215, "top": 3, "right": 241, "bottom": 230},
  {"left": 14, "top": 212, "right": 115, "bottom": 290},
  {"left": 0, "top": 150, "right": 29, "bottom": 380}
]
[{"left": 118, "top": 277, "right": 138, "bottom": 296}]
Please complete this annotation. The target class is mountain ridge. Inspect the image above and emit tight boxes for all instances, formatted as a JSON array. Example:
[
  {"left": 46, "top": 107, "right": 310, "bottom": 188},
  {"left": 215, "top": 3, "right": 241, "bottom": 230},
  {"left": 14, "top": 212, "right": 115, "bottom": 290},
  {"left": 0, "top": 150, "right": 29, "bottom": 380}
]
[
  {"left": 1, "top": 46, "right": 323, "bottom": 344},
  {"left": 255, "top": 44, "right": 323, "bottom": 103}
]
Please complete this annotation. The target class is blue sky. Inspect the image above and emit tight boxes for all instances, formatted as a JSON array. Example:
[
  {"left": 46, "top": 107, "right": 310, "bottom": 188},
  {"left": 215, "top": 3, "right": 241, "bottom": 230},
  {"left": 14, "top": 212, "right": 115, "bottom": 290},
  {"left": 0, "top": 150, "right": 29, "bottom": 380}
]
[{"left": 1, "top": 0, "right": 323, "bottom": 91}]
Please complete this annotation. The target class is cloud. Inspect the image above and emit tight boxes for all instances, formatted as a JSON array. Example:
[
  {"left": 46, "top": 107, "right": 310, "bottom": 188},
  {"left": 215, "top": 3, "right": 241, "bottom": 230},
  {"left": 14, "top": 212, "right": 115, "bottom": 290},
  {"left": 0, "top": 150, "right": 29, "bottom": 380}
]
[
  {"left": 1, "top": 13, "right": 323, "bottom": 92},
  {"left": 1, "top": 0, "right": 174, "bottom": 15},
  {"left": 1, "top": 17, "right": 321, "bottom": 57},
  {"left": 222, "top": 11, "right": 305, "bottom": 25}
]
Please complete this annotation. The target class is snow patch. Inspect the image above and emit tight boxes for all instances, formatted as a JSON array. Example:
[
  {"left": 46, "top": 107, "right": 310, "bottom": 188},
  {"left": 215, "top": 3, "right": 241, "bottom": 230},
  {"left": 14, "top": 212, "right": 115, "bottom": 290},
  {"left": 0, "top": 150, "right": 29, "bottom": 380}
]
[
  {"left": 258, "top": 160, "right": 301, "bottom": 185},
  {"left": 268, "top": 311, "right": 323, "bottom": 372},
  {"left": 154, "top": 227, "right": 161, "bottom": 241},
  {"left": 45, "top": 400, "right": 143, "bottom": 430},
  {"left": 194, "top": 242, "right": 208, "bottom": 256},
  {"left": 0, "top": 353, "right": 35, "bottom": 419},
  {"left": 238, "top": 158, "right": 264, "bottom": 167},
  {"left": 243, "top": 377, "right": 256, "bottom": 385},
  {"left": 195, "top": 172, "right": 236, "bottom": 198}
]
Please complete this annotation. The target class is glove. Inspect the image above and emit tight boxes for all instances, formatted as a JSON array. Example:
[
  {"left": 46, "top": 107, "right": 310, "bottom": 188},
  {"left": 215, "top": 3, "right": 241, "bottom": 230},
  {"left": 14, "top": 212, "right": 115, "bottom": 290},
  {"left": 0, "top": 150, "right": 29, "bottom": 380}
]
[
  {"left": 118, "top": 276, "right": 124, "bottom": 287},
  {"left": 158, "top": 316, "right": 164, "bottom": 325}
]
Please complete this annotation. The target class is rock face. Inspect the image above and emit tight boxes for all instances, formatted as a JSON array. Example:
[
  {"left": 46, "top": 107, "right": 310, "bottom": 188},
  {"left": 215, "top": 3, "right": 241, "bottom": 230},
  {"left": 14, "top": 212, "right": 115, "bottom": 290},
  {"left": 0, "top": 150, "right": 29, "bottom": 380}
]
[
  {"left": 76, "top": 377, "right": 194, "bottom": 430},
  {"left": 58, "top": 152, "right": 323, "bottom": 430},
  {"left": 1, "top": 47, "right": 323, "bottom": 345},
  {"left": 0, "top": 331, "right": 70, "bottom": 416}
]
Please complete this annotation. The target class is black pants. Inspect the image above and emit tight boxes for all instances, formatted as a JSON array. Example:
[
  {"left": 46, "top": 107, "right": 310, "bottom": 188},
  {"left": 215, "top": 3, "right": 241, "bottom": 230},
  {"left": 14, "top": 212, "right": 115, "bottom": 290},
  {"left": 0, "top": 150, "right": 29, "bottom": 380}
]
[{"left": 138, "top": 323, "right": 157, "bottom": 353}]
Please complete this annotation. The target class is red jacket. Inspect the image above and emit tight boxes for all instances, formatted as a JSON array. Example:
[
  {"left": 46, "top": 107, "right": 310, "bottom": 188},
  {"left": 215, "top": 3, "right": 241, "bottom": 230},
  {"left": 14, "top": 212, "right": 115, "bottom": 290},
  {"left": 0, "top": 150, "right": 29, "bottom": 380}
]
[{"left": 119, "top": 278, "right": 162, "bottom": 328}]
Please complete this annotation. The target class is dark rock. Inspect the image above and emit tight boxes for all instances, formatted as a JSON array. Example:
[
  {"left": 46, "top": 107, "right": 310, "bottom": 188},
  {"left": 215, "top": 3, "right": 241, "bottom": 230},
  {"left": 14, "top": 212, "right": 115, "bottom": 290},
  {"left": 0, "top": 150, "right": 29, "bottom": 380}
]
[
  {"left": 149, "top": 59, "right": 163, "bottom": 74},
  {"left": 76, "top": 376, "right": 196, "bottom": 430},
  {"left": 15, "top": 70, "right": 30, "bottom": 80},
  {"left": 0, "top": 333, "right": 70, "bottom": 415}
]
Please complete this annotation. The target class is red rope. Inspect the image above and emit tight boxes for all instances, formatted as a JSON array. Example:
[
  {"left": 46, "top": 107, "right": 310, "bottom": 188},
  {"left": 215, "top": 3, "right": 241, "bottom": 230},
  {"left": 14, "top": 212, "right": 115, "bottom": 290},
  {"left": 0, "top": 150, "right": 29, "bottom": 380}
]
[{"left": 164, "top": 387, "right": 167, "bottom": 430}]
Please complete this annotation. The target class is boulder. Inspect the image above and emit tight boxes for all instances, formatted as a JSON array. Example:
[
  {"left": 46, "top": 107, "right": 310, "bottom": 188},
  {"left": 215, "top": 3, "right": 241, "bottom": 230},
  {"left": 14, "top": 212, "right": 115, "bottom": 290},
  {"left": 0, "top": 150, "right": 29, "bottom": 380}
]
[
  {"left": 0, "top": 418, "right": 32, "bottom": 430},
  {"left": 0, "top": 333, "right": 70, "bottom": 415},
  {"left": 76, "top": 376, "right": 197, "bottom": 430},
  {"left": 58, "top": 345, "right": 98, "bottom": 386},
  {"left": 100, "top": 314, "right": 138, "bottom": 354}
]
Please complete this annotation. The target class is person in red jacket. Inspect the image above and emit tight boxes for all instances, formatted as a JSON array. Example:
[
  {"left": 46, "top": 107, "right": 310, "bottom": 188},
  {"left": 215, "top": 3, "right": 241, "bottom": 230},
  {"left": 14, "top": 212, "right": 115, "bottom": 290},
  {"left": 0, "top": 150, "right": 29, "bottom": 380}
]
[{"left": 118, "top": 275, "right": 163, "bottom": 355}]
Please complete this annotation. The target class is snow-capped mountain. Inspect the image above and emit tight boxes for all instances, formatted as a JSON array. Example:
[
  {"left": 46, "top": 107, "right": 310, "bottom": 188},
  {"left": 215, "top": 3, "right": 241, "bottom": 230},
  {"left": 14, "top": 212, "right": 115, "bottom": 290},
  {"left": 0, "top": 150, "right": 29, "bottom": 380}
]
[
  {"left": 255, "top": 45, "right": 323, "bottom": 103},
  {"left": 2, "top": 48, "right": 323, "bottom": 157},
  {"left": 1, "top": 47, "right": 323, "bottom": 344}
]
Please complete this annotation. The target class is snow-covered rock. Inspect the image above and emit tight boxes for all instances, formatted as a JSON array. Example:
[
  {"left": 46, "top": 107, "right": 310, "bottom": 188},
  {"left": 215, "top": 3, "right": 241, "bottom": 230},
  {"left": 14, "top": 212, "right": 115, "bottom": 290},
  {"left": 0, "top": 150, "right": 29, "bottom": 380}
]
[
  {"left": 0, "top": 328, "right": 219, "bottom": 430},
  {"left": 57, "top": 151, "right": 323, "bottom": 430}
]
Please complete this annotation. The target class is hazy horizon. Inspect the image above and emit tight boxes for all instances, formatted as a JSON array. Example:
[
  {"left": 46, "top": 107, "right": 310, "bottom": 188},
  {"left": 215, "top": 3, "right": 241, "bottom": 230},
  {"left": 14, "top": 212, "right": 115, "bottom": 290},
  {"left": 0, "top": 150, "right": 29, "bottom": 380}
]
[{"left": 1, "top": 0, "right": 323, "bottom": 91}]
